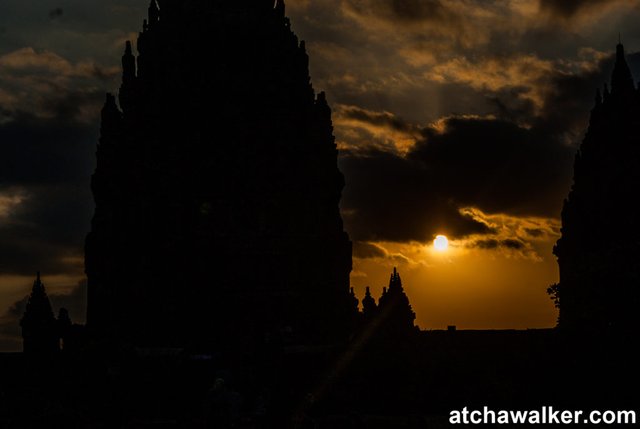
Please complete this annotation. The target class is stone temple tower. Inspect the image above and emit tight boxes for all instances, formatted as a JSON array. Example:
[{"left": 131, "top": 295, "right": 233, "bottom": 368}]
[
  {"left": 85, "top": 0, "right": 353, "bottom": 347},
  {"left": 554, "top": 43, "right": 640, "bottom": 333}
]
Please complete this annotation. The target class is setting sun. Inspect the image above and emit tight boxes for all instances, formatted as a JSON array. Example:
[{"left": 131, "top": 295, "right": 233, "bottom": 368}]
[{"left": 433, "top": 235, "right": 449, "bottom": 251}]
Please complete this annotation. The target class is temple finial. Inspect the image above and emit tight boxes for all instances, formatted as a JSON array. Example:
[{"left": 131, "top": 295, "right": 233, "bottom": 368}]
[{"left": 611, "top": 41, "right": 635, "bottom": 95}]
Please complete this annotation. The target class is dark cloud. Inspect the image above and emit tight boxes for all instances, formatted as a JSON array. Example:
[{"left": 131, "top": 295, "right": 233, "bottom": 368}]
[
  {"left": 339, "top": 115, "right": 574, "bottom": 243},
  {"left": 342, "top": 0, "right": 463, "bottom": 33},
  {"left": 514, "top": 28, "right": 589, "bottom": 60},
  {"left": 339, "top": 53, "right": 611, "bottom": 243},
  {"left": 409, "top": 116, "right": 575, "bottom": 217},
  {"left": 0, "top": 184, "right": 92, "bottom": 275},
  {"left": 340, "top": 49, "right": 631, "bottom": 245},
  {"left": 48, "top": 7, "right": 63, "bottom": 20},
  {"left": 0, "top": 1, "right": 147, "bottom": 63},
  {"left": 502, "top": 239, "right": 525, "bottom": 250},
  {"left": 535, "top": 53, "right": 630, "bottom": 138},
  {"left": 471, "top": 238, "right": 526, "bottom": 250},
  {"left": 340, "top": 105, "right": 421, "bottom": 134},
  {"left": 376, "top": 0, "right": 452, "bottom": 23},
  {"left": 525, "top": 228, "right": 545, "bottom": 238},
  {"left": 339, "top": 147, "right": 493, "bottom": 242},
  {"left": 353, "top": 241, "right": 388, "bottom": 258},
  {"left": 486, "top": 87, "right": 538, "bottom": 124},
  {"left": 0, "top": 114, "right": 97, "bottom": 185},
  {"left": 539, "top": 0, "right": 618, "bottom": 18},
  {"left": 0, "top": 108, "right": 97, "bottom": 275},
  {"left": 0, "top": 45, "right": 103, "bottom": 278},
  {"left": 473, "top": 239, "right": 498, "bottom": 250}
]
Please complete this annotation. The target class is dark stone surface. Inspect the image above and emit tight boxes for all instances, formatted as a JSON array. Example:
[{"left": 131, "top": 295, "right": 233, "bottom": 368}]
[
  {"left": 554, "top": 43, "right": 640, "bottom": 333},
  {"left": 85, "top": 0, "right": 353, "bottom": 348}
]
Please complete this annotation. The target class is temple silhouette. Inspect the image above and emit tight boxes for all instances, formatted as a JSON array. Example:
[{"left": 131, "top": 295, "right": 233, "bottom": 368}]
[
  {"left": 358, "top": 268, "right": 417, "bottom": 338},
  {"left": 20, "top": 273, "right": 59, "bottom": 354},
  {"left": 553, "top": 42, "right": 640, "bottom": 333},
  {"left": 85, "top": 0, "right": 353, "bottom": 348},
  {"left": 5, "top": 2, "right": 640, "bottom": 427},
  {"left": 20, "top": 273, "right": 84, "bottom": 354}
]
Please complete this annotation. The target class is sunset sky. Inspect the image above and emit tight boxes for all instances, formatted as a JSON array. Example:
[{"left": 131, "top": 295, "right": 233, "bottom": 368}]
[{"left": 2, "top": 0, "right": 640, "bottom": 350}]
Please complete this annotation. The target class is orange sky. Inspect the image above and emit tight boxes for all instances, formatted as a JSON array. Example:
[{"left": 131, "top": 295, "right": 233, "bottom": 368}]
[{"left": 350, "top": 209, "right": 560, "bottom": 330}]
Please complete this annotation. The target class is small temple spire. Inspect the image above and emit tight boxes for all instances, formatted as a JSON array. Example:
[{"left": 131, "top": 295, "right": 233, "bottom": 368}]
[
  {"left": 362, "top": 286, "right": 377, "bottom": 319},
  {"left": 388, "top": 266, "right": 402, "bottom": 292},
  {"left": 616, "top": 41, "right": 625, "bottom": 59},
  {"left": 611, "top": 42, "right": 635, "bottom": 95},
  {"left": 21, "top": 272, "right": 59, "bottom": 354},
  {"left": 349, "top": 287, "right": 359, "bottom": 313}
]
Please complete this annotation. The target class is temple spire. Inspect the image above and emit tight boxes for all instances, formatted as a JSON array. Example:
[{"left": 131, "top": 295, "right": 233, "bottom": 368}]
[
  {"left": 554, "top": 42, "right": 640, "bottom": 332},
  {"left": 611, "top": 42, "right": 635, "bottom": 95},
  {"left": 377, "top": 268, "right": 416, "bottom": 335},
  {"left": 389, "top": 266, "right": 402, "bottom": 292},
  {"left": 362, "top": 286, "right": 377, "bottom": 319},
  {"left": 20, "top": 272, "right": 59, "bottom": 354}
]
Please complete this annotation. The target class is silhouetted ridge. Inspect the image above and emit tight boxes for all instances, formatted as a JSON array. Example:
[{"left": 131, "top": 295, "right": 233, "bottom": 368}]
[
  {"left": 554, "top": 43, "right": 640, "bottom": 333},
  {"left": 86, "top": 0, "right": 353, "bottom": 347}
]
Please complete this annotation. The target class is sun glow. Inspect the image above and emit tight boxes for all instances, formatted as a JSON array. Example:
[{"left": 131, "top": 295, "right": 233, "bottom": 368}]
[{"left": 433, "top": 235, "right": 449, "bottom": 251}]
